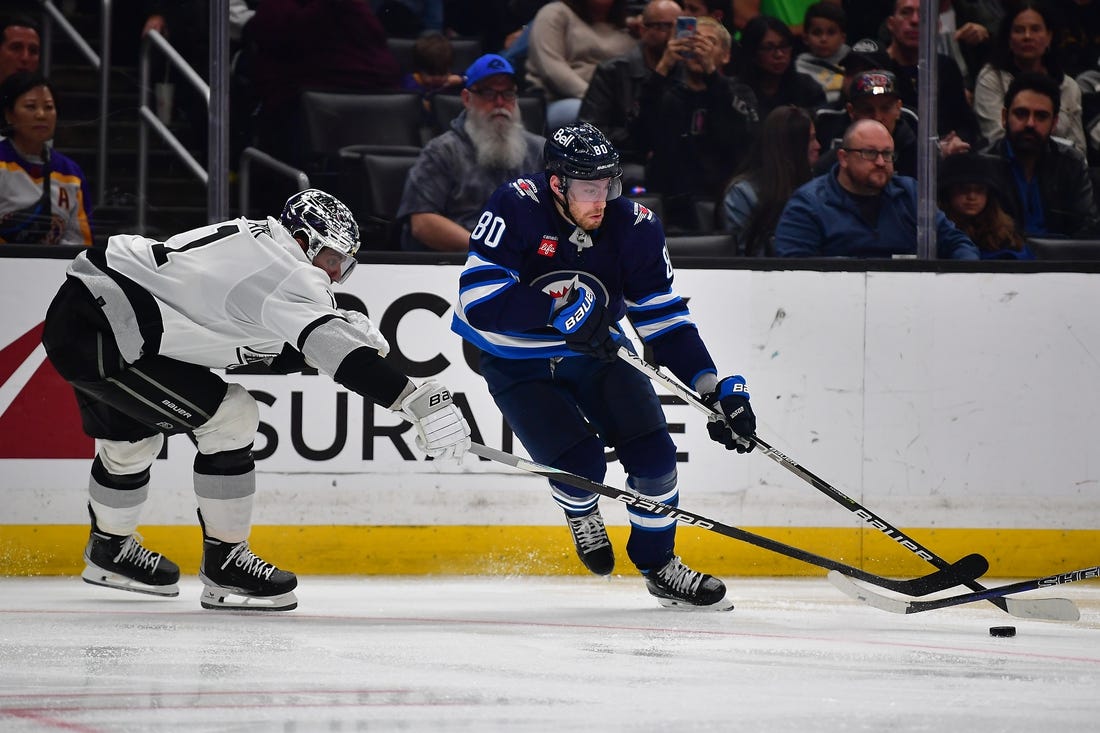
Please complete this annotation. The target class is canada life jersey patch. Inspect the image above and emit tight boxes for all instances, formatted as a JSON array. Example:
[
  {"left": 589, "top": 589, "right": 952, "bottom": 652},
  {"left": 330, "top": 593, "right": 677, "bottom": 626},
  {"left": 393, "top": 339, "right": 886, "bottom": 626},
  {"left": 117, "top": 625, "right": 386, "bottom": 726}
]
[{"left": 537, "top": 235, "right": 558, "bottom": 257}]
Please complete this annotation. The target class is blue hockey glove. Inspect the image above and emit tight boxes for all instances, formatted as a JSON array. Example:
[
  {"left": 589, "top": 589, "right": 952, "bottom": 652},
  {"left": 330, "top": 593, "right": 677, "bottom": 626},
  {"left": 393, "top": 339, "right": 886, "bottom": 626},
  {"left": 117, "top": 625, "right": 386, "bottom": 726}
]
[
  {"left": 551, "top": 285, "right": 620, "bottom": 362},
  {"left": 702, "top": 375, "right": 756, "bottom": 453}
]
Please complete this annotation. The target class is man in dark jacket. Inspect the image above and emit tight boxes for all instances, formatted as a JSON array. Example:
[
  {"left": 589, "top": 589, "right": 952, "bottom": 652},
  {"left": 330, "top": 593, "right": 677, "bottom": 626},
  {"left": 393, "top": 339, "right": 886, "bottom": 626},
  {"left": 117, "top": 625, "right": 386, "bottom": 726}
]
[
  {"left": 883, "top": 0, "right": 980, "bottom": 145},
  {"left": 578, "top": 0, "right": 680, "bottom": 172},
  {"left": 774, "top": 119, "right": 979, "bottom": 259},
  {"left": 630, "top": 15, "right": 759, "bottom": 231},
  {"left": 984, "top": 72, "right": 1100, "bottom": 239}
]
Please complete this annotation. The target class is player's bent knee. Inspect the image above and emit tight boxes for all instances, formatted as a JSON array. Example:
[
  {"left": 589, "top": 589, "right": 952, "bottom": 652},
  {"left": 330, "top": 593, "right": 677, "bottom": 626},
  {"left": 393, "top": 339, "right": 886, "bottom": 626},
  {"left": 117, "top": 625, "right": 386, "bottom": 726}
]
[
  {"left": 550, "top": 434, "right": 608, "bottom": 483},
  {"left": 97, "top": 434, "right": 164, "bottom": 477},
  {"left": 193, "top": 383, "right": 258, "bottom": 455},
  {"left": 616, "top": 429, "right": 677, "bottom": 478}
]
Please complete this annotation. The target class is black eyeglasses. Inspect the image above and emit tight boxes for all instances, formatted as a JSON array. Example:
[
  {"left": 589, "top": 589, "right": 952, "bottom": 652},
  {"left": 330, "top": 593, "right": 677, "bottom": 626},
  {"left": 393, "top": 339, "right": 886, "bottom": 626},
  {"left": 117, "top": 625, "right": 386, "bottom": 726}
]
[
  {"left": 757, "top": 42, "right": 793, "bottom": 54},
  {"left": 643, "top": 21, "right": 674, "bottom": 30},
  {"left": 842, "top": 147, "right": 898, "bottom": 163},
  {"left": 470, "top": 87, "right": 518, "bottom": 102}
]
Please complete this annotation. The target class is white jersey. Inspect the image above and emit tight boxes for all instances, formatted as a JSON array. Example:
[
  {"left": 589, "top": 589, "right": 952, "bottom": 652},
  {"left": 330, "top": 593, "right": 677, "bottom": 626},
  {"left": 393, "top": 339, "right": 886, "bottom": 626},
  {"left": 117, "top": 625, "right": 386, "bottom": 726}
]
[{"left": 67, "top": 217, "right": 381, "bottom": 376}]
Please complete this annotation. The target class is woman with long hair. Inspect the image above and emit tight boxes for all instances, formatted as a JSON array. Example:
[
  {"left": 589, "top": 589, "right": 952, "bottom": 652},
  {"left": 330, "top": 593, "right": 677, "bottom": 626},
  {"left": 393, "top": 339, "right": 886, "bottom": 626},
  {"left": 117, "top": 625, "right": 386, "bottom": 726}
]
[
  {"left": 938, "top": 152, "right": 1033, "bottom": 259},
  {"left": 738, "top": 15, "right": 825, "bottom": 119},
  {"left": 721, "top": 105, "right": 820, "bottom": 256},
  {"left": 972, "top": 0, "right": 1084, "bottom": 152}
]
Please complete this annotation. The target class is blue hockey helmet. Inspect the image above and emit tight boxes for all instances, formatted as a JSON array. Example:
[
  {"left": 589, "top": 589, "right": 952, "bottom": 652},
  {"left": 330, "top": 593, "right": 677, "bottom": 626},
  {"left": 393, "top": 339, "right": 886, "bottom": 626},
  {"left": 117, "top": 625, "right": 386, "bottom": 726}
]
[
  {"left": 280, "top": 189, "right": 360, "bottom": 283},
  {"left": 544, "top": 123, "right": 622, "bottom": 201}
]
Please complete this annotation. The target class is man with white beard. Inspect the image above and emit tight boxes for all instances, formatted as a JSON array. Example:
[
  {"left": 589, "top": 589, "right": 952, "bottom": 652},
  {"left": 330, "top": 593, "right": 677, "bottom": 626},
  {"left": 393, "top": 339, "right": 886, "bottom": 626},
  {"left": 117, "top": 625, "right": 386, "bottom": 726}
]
[{"left": 398, "top": 54, "right": 545, "bottom": 252}]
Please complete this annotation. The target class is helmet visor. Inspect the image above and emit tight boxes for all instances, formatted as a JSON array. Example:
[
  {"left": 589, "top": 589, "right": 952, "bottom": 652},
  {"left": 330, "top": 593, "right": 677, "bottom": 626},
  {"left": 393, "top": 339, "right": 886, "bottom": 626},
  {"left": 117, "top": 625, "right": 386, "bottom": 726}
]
[
  {"left": 313, "top": 246, "right": 358, "bottom": 284},
  {"left": 565, "top": 176, "right": 622, "bottom": 203}
]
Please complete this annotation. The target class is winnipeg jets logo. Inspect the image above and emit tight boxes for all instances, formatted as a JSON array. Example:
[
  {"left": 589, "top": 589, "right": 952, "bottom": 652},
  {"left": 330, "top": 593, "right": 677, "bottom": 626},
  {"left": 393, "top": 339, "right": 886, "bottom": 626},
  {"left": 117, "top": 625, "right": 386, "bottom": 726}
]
[
  {"left": 511, "top": 178, "right": 540, "bottom": 202},
  {"left": 632, "top": 201, "right": 654, "bottom": 226},
  {"left": 535, "top": 272, "right": 611, "bottom": 309}
]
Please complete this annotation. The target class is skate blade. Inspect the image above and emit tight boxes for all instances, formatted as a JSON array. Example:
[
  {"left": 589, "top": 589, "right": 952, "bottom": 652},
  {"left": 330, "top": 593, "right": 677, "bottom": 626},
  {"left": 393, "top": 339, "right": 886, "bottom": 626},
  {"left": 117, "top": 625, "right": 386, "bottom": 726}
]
[
  {"left": 654, "top": 596, "right": 735, "bottom": 612},
  {"left": 200, "top": 585, "right": 298, "bottom": 612},
  {"left": 81, "top": 566, "right": 180, "bottom": 597}
]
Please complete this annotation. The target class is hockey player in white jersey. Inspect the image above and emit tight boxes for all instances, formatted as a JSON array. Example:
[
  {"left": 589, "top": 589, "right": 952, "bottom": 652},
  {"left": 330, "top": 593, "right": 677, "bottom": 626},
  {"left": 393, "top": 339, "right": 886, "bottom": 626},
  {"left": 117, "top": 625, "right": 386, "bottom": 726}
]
[{"left": 41, "top": 189, "right": 471, "bottom": 611}]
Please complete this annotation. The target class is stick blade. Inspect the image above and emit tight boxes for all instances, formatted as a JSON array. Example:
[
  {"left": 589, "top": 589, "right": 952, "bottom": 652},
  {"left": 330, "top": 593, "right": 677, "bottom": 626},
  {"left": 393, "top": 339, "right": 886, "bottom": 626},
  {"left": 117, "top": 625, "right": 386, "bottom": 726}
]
[
  {"left": 894, "top": 553, "right": 989, "bottom": 596},
  {"left": 1003, "top": 597, "right": 1080, "bottom": 622},
  {"left": 828, "top": 570, "right": 911, "bottom": 614},
  {"left": 828, "top": 571, "right": 1081, "bottom": 621}
]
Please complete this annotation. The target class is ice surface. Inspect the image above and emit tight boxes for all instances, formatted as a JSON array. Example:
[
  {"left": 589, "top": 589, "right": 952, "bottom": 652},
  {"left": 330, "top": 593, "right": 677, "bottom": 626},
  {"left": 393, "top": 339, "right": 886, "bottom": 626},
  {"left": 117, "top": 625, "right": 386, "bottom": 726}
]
[{"left": 0, "top": 575, "right": 1097, "bottom": 732}]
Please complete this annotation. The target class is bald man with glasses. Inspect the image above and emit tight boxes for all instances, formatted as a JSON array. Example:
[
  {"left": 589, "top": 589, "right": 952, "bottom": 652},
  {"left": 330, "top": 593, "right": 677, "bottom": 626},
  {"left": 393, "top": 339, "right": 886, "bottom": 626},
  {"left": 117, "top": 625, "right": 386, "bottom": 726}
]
[{"left": 774, "top": 119, "right": 979, "bottom": 258}]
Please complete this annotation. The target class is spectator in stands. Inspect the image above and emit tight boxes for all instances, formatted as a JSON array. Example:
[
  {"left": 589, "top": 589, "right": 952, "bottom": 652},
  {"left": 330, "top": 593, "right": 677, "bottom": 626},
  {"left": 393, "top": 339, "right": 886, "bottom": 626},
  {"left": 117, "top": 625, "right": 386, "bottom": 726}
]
[
  {"left": 525, "top": 0, "right": 635, "bottom": 133},
  {"left": 739, "top": 15, "right": 826, "bottom": 119},
  {"left": 396, "top": 54, "right": 544, "bottom": 252},
  {"left": 973, "top": 1, "right": 1086, "bottom": 154},
  {"left": 936, "top": 0, "right": 1001, "bottom": 90},
  {"left": 721, "top": 105, "right": 820, "bottom": 255},
  {"left": 0, "top": 14, "right": 39, "bottom": 85},
  {"left": 579, "top": 0, "right": 681, "bottom": 172},
  {"left": 773, "top": 119, "right": 979, "bottom": 258},
  {"left": 0, "top": 72, "right": 92, "bottom": 245},
  {"left": 938, "top": 151, "right": 1033, "bottom": 259},
  {"left": 814, "top": 70, "right": 920, "bottom": 177},
  {"left": 984, "top": 72, "right": 1100, "bottom": 238},
  {"left": 813, "top": 36, "right": 889, "bottom": 150},
  {"left": 250, "top": 0, "right": 401, "bottom": 168},
  {"left": 882, "top": 0, "right": 980, "bottom": 145},
  {"left": 400, "top": 32, "right": 465, "bottom": 117},
  {"left": 681, "top": 0, "right": 742, "bottom": 74},
  {"left": 795, "top": 2, "right": 850, "bottom": 105},
  {"left": 631, "top": 15, "right": 759, "bottom": 231}
]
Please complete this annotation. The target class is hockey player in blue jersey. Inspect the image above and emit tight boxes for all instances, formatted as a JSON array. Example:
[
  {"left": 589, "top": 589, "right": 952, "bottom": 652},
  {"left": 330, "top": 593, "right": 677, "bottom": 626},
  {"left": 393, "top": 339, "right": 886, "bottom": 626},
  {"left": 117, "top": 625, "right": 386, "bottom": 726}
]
[{"left": 452, "top": 123, "right": 757, "bottom": 610}]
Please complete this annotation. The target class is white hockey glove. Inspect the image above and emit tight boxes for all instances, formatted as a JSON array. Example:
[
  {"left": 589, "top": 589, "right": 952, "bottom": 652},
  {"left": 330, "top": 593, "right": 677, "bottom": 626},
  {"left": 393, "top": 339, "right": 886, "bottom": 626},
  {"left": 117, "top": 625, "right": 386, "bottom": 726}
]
[
  {"left": 399, "top": 380, "right": 471, "bottom": 460},
  {"left": 339, "top": 309, "right": 390, "bottom": 358}
]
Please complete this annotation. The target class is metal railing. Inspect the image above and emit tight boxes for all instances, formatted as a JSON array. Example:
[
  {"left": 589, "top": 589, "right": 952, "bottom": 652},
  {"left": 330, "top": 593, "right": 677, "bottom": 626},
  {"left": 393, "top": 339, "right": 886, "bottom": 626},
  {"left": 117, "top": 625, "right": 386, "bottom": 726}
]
[
  {"left": 136, "top": 11, "right": 232, "bottom": 233},
  {"left": 238, "top": 147, "right": 310, "bottom": 218},
  {"left": 136, "top": 28, "right": 208, "bottom": 233},
  {"left": 38, "top": 0, "right": 111, "bottom": 206}
]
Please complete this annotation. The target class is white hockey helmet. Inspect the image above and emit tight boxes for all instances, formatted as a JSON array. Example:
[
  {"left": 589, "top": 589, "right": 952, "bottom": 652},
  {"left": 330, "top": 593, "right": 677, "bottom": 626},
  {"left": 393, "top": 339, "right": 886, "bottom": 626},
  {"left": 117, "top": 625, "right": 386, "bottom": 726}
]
[{"left": 280, "top": 188, "right": 361, "bottom": 283}]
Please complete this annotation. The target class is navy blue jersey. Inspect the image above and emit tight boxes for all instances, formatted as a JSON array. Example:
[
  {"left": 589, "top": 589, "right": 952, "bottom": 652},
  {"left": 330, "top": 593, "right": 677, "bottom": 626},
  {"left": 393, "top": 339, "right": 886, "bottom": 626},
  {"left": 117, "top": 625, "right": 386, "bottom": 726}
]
[{"left": 451, "top": 173, "right": 718, "bottom": 390}]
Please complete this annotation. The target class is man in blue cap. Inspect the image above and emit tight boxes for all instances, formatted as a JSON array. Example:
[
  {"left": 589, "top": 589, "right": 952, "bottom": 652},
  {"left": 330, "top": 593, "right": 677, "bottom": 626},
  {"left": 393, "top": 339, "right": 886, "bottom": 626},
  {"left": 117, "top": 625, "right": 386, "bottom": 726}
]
[{"left": 397, "top": 53, "right": 545, "bottom": 251}]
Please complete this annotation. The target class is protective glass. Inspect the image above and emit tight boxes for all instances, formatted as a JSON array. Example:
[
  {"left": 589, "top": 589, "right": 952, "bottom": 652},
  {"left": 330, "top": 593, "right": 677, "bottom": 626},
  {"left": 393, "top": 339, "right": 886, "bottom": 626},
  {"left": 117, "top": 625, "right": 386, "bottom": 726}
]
[{"left": 565, "top": 176, "right": 623, "bottom": 202}]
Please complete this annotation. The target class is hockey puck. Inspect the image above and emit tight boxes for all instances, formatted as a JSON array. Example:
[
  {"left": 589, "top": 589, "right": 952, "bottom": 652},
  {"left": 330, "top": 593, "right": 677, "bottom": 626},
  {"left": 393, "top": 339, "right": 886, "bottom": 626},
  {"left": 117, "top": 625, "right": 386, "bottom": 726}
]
[{"left": 989, "top": 626, "right": 1017, "bottom": 637}]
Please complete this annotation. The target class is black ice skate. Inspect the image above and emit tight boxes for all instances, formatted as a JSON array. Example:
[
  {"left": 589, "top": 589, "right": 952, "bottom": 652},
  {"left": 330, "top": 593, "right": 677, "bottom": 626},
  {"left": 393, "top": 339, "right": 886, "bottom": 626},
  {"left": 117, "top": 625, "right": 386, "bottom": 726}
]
[
  {"left": 197, "top": 510, "right": 298, "bottom": 611},
  {"left": 566, "top": 509, "right": 615, "bottom": 576},
  {"left": 643, "top": 556, "right": 733, "bottom": 611},
  {"left": 82, "top": 504, "right": 180, "bottom": 597}
]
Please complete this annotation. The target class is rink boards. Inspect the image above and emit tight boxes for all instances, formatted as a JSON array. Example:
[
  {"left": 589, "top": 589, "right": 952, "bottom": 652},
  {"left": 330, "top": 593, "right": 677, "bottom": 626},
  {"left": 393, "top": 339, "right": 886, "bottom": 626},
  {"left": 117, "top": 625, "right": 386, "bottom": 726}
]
[{"left": 1, "top": 257, "right": 1097, "bottom": 577}]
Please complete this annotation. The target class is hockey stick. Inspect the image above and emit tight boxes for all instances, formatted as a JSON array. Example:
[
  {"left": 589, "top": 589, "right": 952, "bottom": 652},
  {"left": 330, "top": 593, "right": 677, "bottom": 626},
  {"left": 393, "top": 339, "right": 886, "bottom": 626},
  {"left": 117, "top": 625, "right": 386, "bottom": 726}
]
[
  {"left": 826, "top": 568, "right": 1088, "bottom": 621},
  {"left": 468, "top": 441, "right": 986, "bottom": 596},
  {"left": 616, "top": 348, "right": 1081, "bottom": 620},
  {"left": 615, "top": 348, "right": 1034, "bottom": 605}
]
